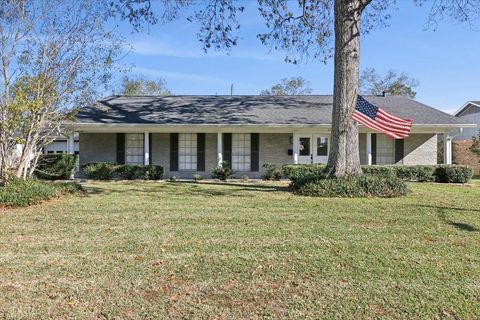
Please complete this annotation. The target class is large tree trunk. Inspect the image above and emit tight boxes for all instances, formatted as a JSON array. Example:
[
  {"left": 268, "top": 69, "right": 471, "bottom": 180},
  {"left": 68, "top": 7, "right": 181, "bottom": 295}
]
[{"left": 325, "top": 0, "right": 363, "bottom": 177}]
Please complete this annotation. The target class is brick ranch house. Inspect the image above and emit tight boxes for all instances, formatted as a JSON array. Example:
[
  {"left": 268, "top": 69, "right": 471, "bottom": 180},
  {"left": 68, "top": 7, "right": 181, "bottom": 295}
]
[{"left": 69, "top": 95, "right": 475, "bottom": 178}]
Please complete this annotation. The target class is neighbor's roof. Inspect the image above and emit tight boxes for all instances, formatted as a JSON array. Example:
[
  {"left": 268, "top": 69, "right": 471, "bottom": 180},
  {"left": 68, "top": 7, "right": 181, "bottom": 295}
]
[
  {"left": 454, "top": 101, "right": 480, "bottom": 117},
  {"left": 75, "top": 95, "right": 470, "bottom": 126}
]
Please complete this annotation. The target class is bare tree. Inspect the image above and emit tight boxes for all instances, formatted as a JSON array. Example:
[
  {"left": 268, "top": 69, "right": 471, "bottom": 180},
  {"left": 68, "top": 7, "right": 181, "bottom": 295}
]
[
  {"left": 360, "top": 68, "right": 419, "bottom": 98},
  {"left": 260, "top": 77, "right": 312, "bottom": 96},
  {"left": 113, "top": 0, "right": 480, "bottom": 177},
  {"left": 120, "top": 75, "right": 171, "bottom": 96},
  {"left": 0, "top": 0, "right": 125, "bottom": 182}
]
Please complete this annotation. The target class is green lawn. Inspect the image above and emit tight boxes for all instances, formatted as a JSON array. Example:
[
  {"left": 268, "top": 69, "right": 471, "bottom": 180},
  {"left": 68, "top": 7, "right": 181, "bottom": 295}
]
[{"left": 1, "top": 181, "right": 479, "bottom": 319}]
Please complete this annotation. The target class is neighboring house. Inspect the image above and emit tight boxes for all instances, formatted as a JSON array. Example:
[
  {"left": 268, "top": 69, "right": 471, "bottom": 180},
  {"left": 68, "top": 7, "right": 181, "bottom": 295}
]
[
  {"left": 453, "top": 101, "right": 480, "bottom": 140},
  {"left": 71, "top": 95, "right": 475, "bottom": 178},
  {"left": 43, "top": 133, "right": 80, "bottom": 155}
]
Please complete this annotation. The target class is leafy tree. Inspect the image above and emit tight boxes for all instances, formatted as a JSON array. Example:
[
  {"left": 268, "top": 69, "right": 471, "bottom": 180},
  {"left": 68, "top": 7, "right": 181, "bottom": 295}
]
[
  {"left": 0, "top": 0, "right": 124, "bottom": 182},
  {"left": 260, "top": 77, "right": 312, "bottom": 96},
  {"left": 113, "top": 0, "right": 480, "bottom": 177},
  {"left": 120, "top": 75, "right": 171, "bottom": 96},
  {"left": 360, "top": 68, "right": 419, "bottom": 98}
]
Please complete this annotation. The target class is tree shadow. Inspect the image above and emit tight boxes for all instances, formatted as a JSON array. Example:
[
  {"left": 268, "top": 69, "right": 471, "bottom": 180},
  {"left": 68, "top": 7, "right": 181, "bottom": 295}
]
[
  {"left": 432, "top": 207, "right": 480, "bottom": 232},
  {"left": 78, "top": 180, "right": 290, "bottom": 198}
]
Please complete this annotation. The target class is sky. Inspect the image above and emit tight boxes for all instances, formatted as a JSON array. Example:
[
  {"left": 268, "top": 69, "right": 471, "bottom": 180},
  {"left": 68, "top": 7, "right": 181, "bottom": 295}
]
[{"left": 109, "top": 1, "right": 480, "bottom": 114}]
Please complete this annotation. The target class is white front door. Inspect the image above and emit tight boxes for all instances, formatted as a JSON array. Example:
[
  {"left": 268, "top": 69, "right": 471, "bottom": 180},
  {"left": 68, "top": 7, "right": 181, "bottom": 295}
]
[{"left": 296, "top": 135, "right": 329, "bottom": 164}]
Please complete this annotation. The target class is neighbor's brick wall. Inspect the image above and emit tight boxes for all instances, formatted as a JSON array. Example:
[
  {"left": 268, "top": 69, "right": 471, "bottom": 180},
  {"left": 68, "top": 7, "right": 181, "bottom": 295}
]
[
  {"left": 452, "top": 140, "right": 480, "bottom": 174},
  {"left": 79, "top": 133, "right": 117, "bottom": 166},
  {"left": 403, "top": 134, "right": 437, "bottom": 165}
]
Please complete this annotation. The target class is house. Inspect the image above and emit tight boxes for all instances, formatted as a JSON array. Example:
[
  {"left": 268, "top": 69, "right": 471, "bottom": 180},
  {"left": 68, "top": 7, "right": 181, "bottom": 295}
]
[
  {"left": 43, "top": 133, "right": 79, "bottom": 155},
  {"left": 453, "top": 101, "right": 480, "bottom": 140},
  {"left": 70, "top": 95, "right": 475, "bottom": 178}
]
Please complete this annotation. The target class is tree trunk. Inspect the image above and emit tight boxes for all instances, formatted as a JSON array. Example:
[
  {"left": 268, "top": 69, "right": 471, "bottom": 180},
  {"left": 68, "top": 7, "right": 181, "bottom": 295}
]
[{"left": 325, "top": 0, "right": 363, "bottom": 177}]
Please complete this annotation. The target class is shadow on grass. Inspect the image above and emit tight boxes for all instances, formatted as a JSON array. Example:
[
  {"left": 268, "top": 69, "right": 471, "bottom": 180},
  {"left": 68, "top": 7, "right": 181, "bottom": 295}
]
[
  {"left": 429, "top": 207, "right": 480, "bottom": 232},
  {"left": 80, "top": 180, "right": 290, "bottom": 198}
]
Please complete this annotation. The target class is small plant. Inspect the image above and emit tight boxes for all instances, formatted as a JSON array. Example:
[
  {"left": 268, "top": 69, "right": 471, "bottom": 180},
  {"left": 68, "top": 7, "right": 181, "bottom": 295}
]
[
  {"left": 168, "top": 175, "right": 177, "bottom": 182},
  {"left": 241, "top": 175, "right": 249, "bottom": 182},
  {"left": 212, "top": 161, "right": 234, "bottom": 181},
  {"left": 262, "top": 163, "right": 282, "bottom": 180},
  {"left": 193, "top": 174, "right": 203, "bottom": 182}
]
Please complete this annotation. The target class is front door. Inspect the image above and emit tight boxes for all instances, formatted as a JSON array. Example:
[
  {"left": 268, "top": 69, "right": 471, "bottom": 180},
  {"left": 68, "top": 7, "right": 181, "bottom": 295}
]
[{"left": 296, "top": 135, "right": 329, "bottom": 164}]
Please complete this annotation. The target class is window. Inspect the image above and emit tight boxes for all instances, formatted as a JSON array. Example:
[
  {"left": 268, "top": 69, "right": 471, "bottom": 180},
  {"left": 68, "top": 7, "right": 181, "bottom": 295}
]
[
  {"left": 179, "top": 133, "right": 197, "bottom": 170},
  {"left": 232, "top": 133, "right": 251, "bottom": 171},
  {"left": 299, "top": 137, "right": 310, "bottom": 156},
  {"left": 47, "top": 151, "right": 54, "bottom": 154},
  {"left": 376, "top": 134, "right": 394, "bottom": 164},
  {"left": 317, "top": 137, "right": 328, "bottom": 156},
  {"left": 125, "top": 133, "right": 144, "bottom": 165},
  {"left": 56, "top": 151, "right": 63, "bottom": 154}
]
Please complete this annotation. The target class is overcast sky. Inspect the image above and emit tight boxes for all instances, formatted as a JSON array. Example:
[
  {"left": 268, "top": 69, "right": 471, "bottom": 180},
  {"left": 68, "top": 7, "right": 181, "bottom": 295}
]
[{"left": 110, "top": 1, "right": 480, "bottom": 114}]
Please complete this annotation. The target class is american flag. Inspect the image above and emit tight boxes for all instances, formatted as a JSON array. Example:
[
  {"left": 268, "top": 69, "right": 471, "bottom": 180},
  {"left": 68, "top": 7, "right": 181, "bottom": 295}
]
[{"left": 353, "top": 95, "right": 413, "bottom": 140}]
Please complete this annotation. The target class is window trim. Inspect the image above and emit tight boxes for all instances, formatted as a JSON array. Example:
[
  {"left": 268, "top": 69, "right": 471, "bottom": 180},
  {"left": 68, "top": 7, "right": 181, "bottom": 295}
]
[
  {"left": 125, "top": 133, "right": 144, "bottom": 165},
  {"left": 231, "top": 133, "right": 251, "bottom": 171},
  {"left": 178, "top": 133, "right": 198, "bottom": 171}
]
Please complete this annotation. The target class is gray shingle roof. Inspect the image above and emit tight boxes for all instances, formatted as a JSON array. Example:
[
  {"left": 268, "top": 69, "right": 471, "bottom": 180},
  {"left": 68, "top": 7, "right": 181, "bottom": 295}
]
[{"left": 75, "top": 95, "right": 467, "bottom": 126}]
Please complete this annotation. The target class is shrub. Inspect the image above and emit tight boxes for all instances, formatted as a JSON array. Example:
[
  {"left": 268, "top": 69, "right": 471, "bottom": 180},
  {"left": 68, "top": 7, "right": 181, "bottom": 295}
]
[
  {"left": 0, "top": 178, "right": 82, "bottom": 207},
  {"left": 116, "top": 165, "right": 163, "bottom": 180},
  {"left": 296, "top": 175, "right": 408, "bottom": 198},
  {"left": 193, "top": 174, "right": 203, "bottom": 182},
  {"left": 282, "top": 164, "right": 325, "bottom": 184},
  {"left": 81, "top": 162, "right": 116, "bottom": 180},
  {"left": 34, "top": 154, "right": 77, "bottom": 180},
  {"left": 434, "top": 165, "right": 473, "bottom": 183},
  {"left": 284, "top": 164, "right": 473, "bottom": 185},
  {"left": 262, "top": 163, "right": 282, "bottom": 180},
  {"left": 212, "top": 161, "right": 234, "bottom": 181},
  {"left": 362, "top": 165, "right": 436, "bottom": 182},
  {"left": 168, "top": 175, "right": 177, "bottom": 182}
]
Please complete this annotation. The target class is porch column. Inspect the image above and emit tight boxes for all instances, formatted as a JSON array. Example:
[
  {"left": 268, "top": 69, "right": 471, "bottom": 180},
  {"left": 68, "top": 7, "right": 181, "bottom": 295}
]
[
  {"left": 144, "top": 131, "right": 150, "bottom": 165},
  {"left": 366, "top": 132, "right": 372, "bottom": 165},
  {"left": 217, "top": 132, "right": 223, "bottom": 166},
  {"left": 67, "top": 132, "right": 75, "bottom": 154},
  {"left": 292, "top": 133, "right": 299, "bottom": 164},
  {"left": 444, "top": 132, "right": 452, "bottom": 165}
]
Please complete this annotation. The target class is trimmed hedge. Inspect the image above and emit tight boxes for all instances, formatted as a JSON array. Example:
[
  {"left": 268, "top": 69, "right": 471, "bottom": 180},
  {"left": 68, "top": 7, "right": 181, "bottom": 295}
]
[
  {"left": 82, "top": 163, "right": 117, "bottom": 180},
  {"left": 34, "top": 154, "right": 77, "bottom": 180},
  {"left": 296, "top": 175, "right": 408, "bottom": 198},
  {"left": 81, "top": 163, "right": 164, "bottom": 180},
  {"left": 0, "top": 178, "right": 82, "bottom": 207},
  {"left": 434, "top": 165, "right": 473, "bottom": 184},
  {"left": 115, "top": 165, "right": 164, "bottom": 180},
  {"left": 283, "top": 164, "right": 325, "bottom": 184},
  {"left": 262, "top": 163, "right": 282, "bottom": 181},
  {"left": 283, "top": 164, "right": 473, "bottom": 184}
]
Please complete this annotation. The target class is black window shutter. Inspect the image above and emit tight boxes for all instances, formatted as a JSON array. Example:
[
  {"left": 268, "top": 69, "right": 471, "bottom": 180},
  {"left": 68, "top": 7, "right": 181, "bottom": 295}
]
[
  {"left": 223, "top": 133, "right": 232, "bottom": 168},
  {"left": 149, "top": 133, "right": 153, "bottom": 165},
  {"left": 116, "top": 133, "right": 125, "bottom": 164},
  {"left": 197, "top": 133, "right": 206, "bottom": 171},
  {"left": 251, "top": 133, "right": 259, "bottom": 171},
  {"left": 170, "top": 133, "right": 178, "bottom": 171},
  {"left": 371, "top": 134, "right": 377, "bottom": 165},
  {"left": 395, "top": 139, "right": 404, "bottom": 164}
]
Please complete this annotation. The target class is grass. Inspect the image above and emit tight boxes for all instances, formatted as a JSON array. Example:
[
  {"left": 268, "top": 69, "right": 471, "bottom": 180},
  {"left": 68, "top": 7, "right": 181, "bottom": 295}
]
[{"left": 1, "top": 180, "right": 479, "bottom": 319}]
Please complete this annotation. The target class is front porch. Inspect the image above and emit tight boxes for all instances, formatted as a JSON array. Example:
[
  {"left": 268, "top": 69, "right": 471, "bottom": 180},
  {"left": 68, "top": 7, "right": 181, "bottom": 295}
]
[{"left": 73, "top": 128, "right": 453, "bottom": 179}]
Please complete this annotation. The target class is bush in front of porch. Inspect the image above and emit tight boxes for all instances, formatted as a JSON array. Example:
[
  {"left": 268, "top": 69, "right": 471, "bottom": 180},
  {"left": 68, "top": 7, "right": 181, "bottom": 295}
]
[{"left": 81, "top": 163, "right": 164, "bottom": 180}]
